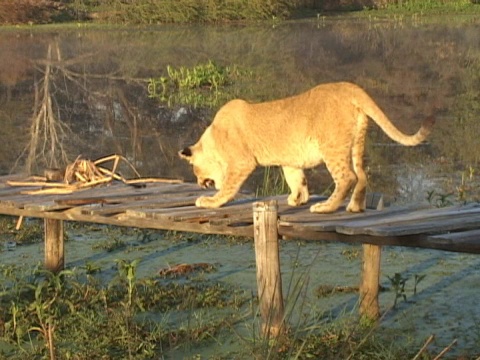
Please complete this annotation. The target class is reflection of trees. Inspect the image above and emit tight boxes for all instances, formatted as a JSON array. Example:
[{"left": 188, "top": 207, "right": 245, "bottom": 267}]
[
  {"left": 0, "top": 37, "right": 30, "bottom": 101},
  {"left": 1, "top": 22, "right": 479, "bottom": 197},
  {"left": 433, "top": 49, "right": 480, "bottom": 166},
  {"left": 20, "top": 41, "right": 71, "bottom": 172}
]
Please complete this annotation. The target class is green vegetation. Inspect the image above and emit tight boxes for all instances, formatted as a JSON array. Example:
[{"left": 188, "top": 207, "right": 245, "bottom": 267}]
[
  {"left": 380, "top": 0, "right": 479, "bottom": 14},
  {"left": 148, "top": 61, "right": 248, "bottom": 107},
  {"left": 3, "top": 0, "right": 480, "bottom": 26},
  {"left": 0, "top": 261, "right": 245, "bottom": 359},
  {"left": 256, "top": 167, "right": 289, "bottom": 197},
  {"left": 386, "top": 272, "right": 408, "bottom": 308},
  {"left": 0, "top": 261, "right": 452, "bottom": 359},
  {"left": 386, "top": 272, "right": 426, "bottom": 308},
  {"left": 0, "top": 217, "right": 43, "bottom": 246},
  {"left": 69, "top": 0, "right": 292, "bottom": 24}
]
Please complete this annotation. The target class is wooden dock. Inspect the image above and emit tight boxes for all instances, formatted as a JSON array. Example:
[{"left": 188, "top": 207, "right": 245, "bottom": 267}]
[{"left": 1, "top": 175, "right": 479, "bottom": 334}]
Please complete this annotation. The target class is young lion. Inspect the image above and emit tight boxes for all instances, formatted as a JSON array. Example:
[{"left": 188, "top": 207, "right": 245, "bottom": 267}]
[{"left": 179, "top": 82, "right": 434, "bottom": 213}]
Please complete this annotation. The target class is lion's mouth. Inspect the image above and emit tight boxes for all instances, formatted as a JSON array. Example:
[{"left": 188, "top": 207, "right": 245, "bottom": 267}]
[{"left": 200, "top": 179, "right": 215, "bottom": 189}]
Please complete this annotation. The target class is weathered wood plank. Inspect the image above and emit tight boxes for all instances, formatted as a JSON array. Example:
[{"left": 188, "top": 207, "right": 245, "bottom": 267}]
[
  {"left": 336, "top": 204, "right": 480, "bottom": 235},
  {"left": 126, "top": 196, "right": 257, "bottom": 222},
  {"left": 54, "top": 182, "right": 196, "bottom": 204},
  {"left": 279, "top": 204, "right": 430, "bottom": 232},
  {"left": 82, "top": 195, "right": 201, "bottom": 216},
  {"left": 341, "top": 212, "right": 480, "bottom": 236},
  {"left": 1, "top": 194, "right": 66, "bottom": 209},
  {"left": 426, "top": 230, "right": 480, "bottom": 253}
]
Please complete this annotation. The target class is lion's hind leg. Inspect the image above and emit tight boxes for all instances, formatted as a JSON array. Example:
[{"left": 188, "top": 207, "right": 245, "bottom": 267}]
[
  {"left": 310, "top": 157, "right": 356, "bottom": 214},
  {"left": 282, "top": 166, "right": 309, "bottom": 206},
  {"left": 346, "top": 113, "right": 368, "bottom": 213}
]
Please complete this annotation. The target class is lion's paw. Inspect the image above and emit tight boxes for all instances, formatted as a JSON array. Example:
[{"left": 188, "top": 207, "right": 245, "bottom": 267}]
[
  {"left": 310, "top": 202, "right": 337, "bottom": 214},
  {"left": 195, "top": 196, "right": 221, "bottom": 208},
  {"left": 287, "top": 192, "right": 309, "bottom": 207},
  {"left": 346, "top": 201, "right": 364, "bottom": 213}
]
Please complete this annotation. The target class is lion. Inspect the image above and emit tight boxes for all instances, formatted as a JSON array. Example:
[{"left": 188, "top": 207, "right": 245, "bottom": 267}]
[{"left": 179, "top": 82, "right": 434, "bottom": 213}]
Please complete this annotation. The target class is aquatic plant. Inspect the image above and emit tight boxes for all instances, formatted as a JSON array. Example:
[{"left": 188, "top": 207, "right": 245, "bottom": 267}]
[
  {"left": 413, "top": 274, "right": 426, "bottom": 296},
  {"left": 0, "top": 258, "right": 250, "bottom": 359},
  {"left": 148, "top": 61, "right": 247, "bottom": 107},
  {"left": 0, "top": 255, "right": 461, "bottom": 359},
  {"left": 426, "top": 190, "right": 454, "bottom": 208},
  {"left": 92, "top": 237, "right": 126, "bottom": 252},
  {"left": 387, "top": 272, "right": 408, "bottom": 308}
]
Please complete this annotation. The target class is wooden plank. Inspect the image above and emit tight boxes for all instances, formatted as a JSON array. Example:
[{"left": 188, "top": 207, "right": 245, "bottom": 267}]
[
  {"left": 81, "top": 194, "right": 202, "bottom": 216},
  {"left": 279, "top": 204, "right": 430, "bottom": 232},
  {"left": 54, "top": 182, "right": 192, "bottom": 204},
  {"left": 429, "top": 229, "right": 480, "bottom": 241},
  {"left": 426, "top": 230, "right": 480, "bottom": 253},
  {"left": 340, "top": 210, "right": 480, "bottom": 237},
  {"left": 1, "top": 194, "right": 66, "bottom": 209},
  {"left": 0, "top": 185, "right": 42, "bottom": 196},
  {"left": 24, "top": 201, "right": 72, "bottom": 212},
  {"left": 16, "top": 183, "right": 202, "bottom": 212},
  {"left": 277, "top": 227, "right": 480, "bottom": 254},
  {"left": 336, "top": 204, "right": 480, "bottom": 235},
  {"left": 170, "top": 198, "right": 257, "bottom": 222},
  {"left": 126, "top": 196, "right": 256, "bottom": 222}
]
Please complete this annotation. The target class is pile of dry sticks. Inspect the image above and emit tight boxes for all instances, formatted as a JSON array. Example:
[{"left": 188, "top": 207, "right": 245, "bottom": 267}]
[{"left": 7, "top": 154, "right": 182, "bottom": 195}]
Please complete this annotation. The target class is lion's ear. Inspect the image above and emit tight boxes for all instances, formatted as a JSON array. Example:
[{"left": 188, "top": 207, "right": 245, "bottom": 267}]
[{"left": 179, "top": 147, "right": 193, "bottom": 160}]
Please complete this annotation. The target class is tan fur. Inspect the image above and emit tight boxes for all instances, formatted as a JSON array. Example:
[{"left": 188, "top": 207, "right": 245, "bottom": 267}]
[{"left": 179, "top": 82, "right": 434, "bottom": 213}]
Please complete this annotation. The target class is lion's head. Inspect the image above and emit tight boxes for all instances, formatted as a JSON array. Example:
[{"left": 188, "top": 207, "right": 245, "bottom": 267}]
[{"left": 179, "top": 142, "right": 225, "bottom": 190}]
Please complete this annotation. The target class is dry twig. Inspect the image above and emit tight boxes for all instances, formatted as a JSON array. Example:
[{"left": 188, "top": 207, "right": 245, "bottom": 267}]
[{"left": 7, "top": 154, "right": 182, "bottom": 195}]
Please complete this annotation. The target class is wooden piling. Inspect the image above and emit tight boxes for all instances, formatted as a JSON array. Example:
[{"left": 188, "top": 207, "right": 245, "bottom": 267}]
[
  {"left": 359, "top": 243, "right": 381, "bottom": 319},
  {"left": 44, "top": 219, "right": 64, "bottom": 273},
  {"left": 253, "top": 200, "right": 284, "bottom": 337}
]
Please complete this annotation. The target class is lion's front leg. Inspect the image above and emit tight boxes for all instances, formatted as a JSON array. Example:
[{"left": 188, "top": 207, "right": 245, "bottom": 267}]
[
  {"left": 195, "top": 168, "right": 253, "bottom": 208},
  {"left": 282, "top": 166, "right": 309, "bottom": 206},
  {"left": 195, "top": 195, "right": 226, "bottom": 208}
]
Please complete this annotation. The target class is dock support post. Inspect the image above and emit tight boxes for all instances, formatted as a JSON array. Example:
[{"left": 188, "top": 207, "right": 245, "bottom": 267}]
[
  {"left": 44, "top": 219, "right": 64, "bottom": 273},
  {"left": 253, "top": 200, "right": 284, "bottom": 337},
  {"left": 360, "top": 244, "right": 381, "bottom": 320}
]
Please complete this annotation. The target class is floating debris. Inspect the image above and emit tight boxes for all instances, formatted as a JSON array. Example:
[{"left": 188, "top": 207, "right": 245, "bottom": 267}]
[
  {"left": 158, "top": 263, "right": 216, "bottom": 277},
  {"left": 5, "top": 241, "right": 17, "bottom": 251}
]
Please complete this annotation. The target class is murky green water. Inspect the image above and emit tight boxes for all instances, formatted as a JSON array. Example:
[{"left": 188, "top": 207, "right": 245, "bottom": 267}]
[
  {"left": 1, "top": 16, "right": 479, "bottom": 202},
  {"left": 1, "top": 15, "right": 480, "bottom": 357}
]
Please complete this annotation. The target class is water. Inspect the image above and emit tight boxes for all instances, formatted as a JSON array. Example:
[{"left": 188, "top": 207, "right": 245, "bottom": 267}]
[
  {"left": 1, "top": 17, "right": 479, "bottom": 201},
  {"left": 1, "top": 15, "right": 480, "bottom": 356}
]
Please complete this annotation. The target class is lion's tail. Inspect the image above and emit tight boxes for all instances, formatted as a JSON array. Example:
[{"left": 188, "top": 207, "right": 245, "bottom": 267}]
[{"left": 355, "top": 90, "right": 435, "bottom": 146}]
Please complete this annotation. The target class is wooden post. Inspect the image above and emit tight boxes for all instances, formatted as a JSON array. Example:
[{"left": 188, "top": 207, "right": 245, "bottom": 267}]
[
  {"left": 44, "top": 219, "right": 64, "bottom": 273},
  {"left": 253, "top": 200, "right": 284, "bottom": 337},
  {"left": 359, "top": 244, "right": 381, "bottom": 320}
]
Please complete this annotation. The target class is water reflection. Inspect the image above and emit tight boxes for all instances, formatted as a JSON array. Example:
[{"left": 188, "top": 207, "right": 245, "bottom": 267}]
[{"left": 0, "top": 17, "right": 479, "bottom": 204}]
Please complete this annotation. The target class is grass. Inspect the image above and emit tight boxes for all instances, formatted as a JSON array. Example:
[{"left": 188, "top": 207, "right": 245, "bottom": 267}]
[
  {"left": 64, "top": 0, "right": 480, "bottom": 26},
  {"left": 148, "top": 61, "right": 250, "bottom": 108},
  {"left": 256, "top": 167, "right": 289, "bottom": 198},
  {"left": 68, "top": 0, "right": 292, "bottom": 24},
  {"left": 3, "top": 0, "right": 480, "bottom": 27},
  {"left": 0, "top": 233, "right": 473, "bottom": 359},
  {"left": 0, "top": 261, "right": 247, "bottom": 359},
  {"left": 0, "top": 232, "right": 464, "bottom": 360},
  {"left": 380, "top": 0, "right": 479, "bottom": 14}
]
